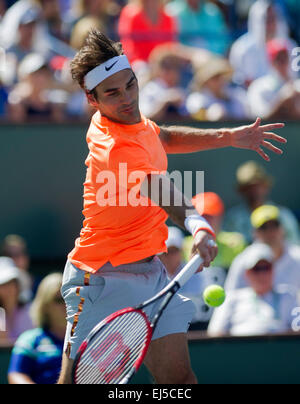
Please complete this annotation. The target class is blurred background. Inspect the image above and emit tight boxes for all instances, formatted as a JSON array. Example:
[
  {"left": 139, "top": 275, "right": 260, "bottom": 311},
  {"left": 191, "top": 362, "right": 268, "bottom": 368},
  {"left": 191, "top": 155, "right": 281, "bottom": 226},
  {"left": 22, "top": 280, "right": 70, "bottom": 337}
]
[{"left": 1, "top": 0, "right": 300, "bottom": 384}]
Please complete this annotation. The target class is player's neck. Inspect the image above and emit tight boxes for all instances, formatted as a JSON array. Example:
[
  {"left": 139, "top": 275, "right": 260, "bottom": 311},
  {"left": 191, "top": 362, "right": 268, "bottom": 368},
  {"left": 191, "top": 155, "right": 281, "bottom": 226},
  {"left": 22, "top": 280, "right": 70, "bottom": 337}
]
[{"left": 101, "top": 112, "right": 142, "bottom": 126}]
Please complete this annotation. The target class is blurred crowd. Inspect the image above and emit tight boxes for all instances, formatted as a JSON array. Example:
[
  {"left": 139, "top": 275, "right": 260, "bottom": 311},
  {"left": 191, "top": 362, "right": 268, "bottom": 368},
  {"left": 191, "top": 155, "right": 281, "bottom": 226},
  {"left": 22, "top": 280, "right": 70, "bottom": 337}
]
[
  {"left": 1, "top": 0, "right": 300, "bottom": 122},
  {"left": 0, "top": 160, "right": 300, "bottom": 383}
]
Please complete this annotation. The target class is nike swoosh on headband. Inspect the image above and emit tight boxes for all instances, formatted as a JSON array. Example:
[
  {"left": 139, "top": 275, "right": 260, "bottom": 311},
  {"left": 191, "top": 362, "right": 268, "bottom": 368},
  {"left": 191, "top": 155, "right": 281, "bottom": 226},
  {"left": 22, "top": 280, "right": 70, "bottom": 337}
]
[{"left": 105, "top": 61, "right": 118, "bottom": 71}]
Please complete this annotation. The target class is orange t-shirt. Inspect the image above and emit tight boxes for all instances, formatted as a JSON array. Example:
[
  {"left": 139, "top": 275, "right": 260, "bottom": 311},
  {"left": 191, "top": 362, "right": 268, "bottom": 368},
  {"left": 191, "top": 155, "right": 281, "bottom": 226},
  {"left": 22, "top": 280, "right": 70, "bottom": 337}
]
[{"left": 68, "top": 112, "right": 169, "bottom": 273}]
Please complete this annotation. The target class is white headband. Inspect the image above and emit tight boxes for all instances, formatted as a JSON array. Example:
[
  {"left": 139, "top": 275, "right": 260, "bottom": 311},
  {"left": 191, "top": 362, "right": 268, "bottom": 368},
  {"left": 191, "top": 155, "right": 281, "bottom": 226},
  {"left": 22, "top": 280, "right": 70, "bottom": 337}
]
[{"left": 84, "top": 55, "right": 132, "bottom": 91}]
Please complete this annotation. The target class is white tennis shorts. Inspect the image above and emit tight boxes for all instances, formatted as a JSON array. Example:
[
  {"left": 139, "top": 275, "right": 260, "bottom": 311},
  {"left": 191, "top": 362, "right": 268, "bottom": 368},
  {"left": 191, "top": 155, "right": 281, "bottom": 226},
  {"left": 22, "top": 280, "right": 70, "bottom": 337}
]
[{"left": 61, "top": 256, "right": 195, "bottom": 359}]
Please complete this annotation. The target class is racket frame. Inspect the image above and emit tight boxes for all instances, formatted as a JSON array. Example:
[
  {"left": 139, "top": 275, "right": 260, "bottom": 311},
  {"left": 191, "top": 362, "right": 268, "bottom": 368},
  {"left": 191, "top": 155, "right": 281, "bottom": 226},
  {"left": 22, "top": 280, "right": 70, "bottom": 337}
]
[{"left": 72, "top": 251, "right": 210, "bottom": 384}]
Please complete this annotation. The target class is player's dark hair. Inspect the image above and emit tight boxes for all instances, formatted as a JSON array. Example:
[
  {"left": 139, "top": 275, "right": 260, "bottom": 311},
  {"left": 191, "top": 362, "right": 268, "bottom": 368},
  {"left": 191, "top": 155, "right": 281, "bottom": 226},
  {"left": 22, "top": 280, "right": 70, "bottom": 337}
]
[{"left": 70, "top": 29, "right": 123, "bottom": 98}]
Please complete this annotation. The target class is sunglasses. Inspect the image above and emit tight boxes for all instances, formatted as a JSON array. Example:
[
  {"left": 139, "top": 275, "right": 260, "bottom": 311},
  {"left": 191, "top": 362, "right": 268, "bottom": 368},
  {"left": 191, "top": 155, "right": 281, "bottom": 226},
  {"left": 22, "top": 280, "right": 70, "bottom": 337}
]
[
  {"left": 259, "top": 220, "right": 280, "bottom": 231},
  {"left": 250, "top": 262, "right": 273, "bottom": 273}
]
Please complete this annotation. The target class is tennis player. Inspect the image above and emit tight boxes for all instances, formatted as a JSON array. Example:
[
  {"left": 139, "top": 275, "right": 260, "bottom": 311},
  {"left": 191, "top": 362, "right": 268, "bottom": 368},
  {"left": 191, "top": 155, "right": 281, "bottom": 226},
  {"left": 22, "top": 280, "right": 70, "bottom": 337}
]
[{"left": 58, "top": 30, "right": 286, "bottom": 384}]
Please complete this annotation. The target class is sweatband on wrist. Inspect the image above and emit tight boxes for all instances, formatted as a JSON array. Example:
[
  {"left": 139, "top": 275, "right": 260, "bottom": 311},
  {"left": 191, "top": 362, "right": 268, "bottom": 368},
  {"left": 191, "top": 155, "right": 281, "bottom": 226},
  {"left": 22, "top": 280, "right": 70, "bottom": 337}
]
[
  {"left": 84, "top": 55, "right": 132, "bottom": 91},
  {"left": 184, "top": 214, "right": 216, "bottom": 239}
]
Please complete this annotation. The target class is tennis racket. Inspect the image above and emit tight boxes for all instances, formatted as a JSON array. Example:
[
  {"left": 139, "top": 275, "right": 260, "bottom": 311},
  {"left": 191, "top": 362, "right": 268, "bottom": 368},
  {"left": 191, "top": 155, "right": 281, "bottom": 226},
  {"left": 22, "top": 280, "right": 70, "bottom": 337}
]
[{"left": 72, "top": 240, "right": 216, "bottom": 385}]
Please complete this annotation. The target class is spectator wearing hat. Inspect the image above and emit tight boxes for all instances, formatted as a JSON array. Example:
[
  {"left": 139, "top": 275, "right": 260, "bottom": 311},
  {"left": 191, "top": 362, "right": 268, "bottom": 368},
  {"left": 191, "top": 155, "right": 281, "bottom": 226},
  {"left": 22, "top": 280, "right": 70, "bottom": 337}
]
[
  {"left": 248, "top": 38, "right": 300, "bottom": 120},
  {"left": 1, "top": 235, "right": 33, "bottom": 304},
  {"left": 1, "top": 7, "right": 40, "bottom": 87},
  {"left": 208, "top": 242, "right": 298, "bottom": 336},
  {"left": 8, "top": 273, "right": 65, "bottom": 384},
  {"left": 0, "top": 257, "right": 33, "bottom": 342},
  {"left": 225, "top": 205, "right": 300, "bottom": 302},
  {"left": 139, "top": 50, "right": 189, "bottom": 121},
  {"left": 229, "top": 0, "right": 296, "bottom": 87},
  {"left": 8, "top": 53, "right": 67, "bottom": 122},
  {"left": 166, "top": 0, "right": 230, "bottom": 56},
  {"left": 67, "top": 0, "right": 121, "bottom": 42},
  {"left": 224, "top": 160, "right": 300, "bottom": 244},
  {"left": 180, "top": 192, "right": 246, "bottom": 330},
  {"left": 186, "top": 56, "right": 249, "bottom": 121}
]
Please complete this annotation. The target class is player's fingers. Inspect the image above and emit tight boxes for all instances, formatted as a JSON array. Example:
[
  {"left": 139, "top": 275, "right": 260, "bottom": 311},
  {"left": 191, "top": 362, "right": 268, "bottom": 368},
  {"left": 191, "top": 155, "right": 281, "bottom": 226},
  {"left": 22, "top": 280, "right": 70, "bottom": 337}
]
[
  {"left": 251, "top": 117, "right": 261, "bottom": 129},
  {"left": 203, "top": 247, "right": 216, "bottom": 267},
  {"left": 196, "top": 263, "right": 205, "bottom": 273},
  {"left": 256, "top": 147, "right": 270, "bottom": 162},
  {"left": 259, "top": 123, "right": 285, "bottom": 131},
  {"left": 261, "top": 140, "right": 283, "bottom": 155},
  {"left": 210, "top": 245, "right": 218, "bottom": 261},
  {"left": 263, "top": 132, "right": 287, "bottom": 144}
]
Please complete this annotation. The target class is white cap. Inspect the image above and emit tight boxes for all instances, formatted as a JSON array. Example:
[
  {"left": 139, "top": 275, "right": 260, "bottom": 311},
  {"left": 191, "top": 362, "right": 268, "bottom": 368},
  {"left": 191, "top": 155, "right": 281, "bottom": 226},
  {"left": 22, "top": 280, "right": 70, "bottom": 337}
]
[
  {"left": 0, "top": 257, "right": 20, "bottom": 285},
  {"left": 18, "top": 53, "right": 47, "bottom": 81},
  {"left": 241, "top": 243, "right": 274, "bottom": 271},
  {"left": 166, "top": 227, "right": 185, "bottom": 250}
]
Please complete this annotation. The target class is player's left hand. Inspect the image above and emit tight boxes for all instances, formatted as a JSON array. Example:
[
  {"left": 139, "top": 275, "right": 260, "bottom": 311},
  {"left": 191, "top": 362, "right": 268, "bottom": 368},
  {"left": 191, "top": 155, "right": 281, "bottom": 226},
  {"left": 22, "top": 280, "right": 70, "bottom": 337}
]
[{"left": 230, "top": 118, "right": 286, "bottom": 161}]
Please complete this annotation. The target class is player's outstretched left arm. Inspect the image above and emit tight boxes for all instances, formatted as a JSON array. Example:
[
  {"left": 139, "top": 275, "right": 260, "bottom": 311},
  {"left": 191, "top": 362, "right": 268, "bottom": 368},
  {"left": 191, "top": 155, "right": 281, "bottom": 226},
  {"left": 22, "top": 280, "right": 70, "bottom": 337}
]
[{"left": 159, "top": 118, "right": 286, "bottom": 161}]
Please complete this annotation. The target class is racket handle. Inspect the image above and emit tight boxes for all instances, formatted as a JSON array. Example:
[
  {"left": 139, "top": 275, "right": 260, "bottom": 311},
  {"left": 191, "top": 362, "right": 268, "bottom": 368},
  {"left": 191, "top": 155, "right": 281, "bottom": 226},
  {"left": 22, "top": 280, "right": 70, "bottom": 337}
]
[{"left": 172, "top": 240, "right": 216, "bottom": 288}]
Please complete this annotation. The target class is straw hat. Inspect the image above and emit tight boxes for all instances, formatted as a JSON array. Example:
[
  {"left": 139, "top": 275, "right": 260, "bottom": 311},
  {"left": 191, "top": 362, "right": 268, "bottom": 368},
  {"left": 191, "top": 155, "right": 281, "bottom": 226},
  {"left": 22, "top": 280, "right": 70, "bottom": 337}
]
[{"left": 194, "top": 57, "right": 233, "bottom": 89}]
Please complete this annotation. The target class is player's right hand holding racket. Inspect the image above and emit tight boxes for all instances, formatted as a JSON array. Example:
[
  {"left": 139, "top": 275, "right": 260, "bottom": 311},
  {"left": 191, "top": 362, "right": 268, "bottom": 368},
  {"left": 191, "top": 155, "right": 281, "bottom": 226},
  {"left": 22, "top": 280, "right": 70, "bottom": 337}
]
[
  {"left": 191, "top": 230, "right": 218, "bottom": 270},
  {"left": 72, "top": 238, "right": 217, "bottom": 385}
]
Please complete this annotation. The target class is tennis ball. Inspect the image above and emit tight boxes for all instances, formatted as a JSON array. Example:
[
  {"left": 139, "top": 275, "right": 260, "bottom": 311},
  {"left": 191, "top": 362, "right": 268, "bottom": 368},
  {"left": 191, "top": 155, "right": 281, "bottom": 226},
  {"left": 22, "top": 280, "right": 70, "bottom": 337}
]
[{"left": 203, "top": 285, "right": 226, "bottom": 307}]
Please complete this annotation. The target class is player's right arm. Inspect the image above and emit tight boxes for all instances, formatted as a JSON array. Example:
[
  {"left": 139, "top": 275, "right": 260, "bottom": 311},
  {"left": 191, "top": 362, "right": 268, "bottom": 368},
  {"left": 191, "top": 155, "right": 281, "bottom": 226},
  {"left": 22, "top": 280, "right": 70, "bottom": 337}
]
[{"left": 140, "top": 173, "right": 218, "bottom": 268}]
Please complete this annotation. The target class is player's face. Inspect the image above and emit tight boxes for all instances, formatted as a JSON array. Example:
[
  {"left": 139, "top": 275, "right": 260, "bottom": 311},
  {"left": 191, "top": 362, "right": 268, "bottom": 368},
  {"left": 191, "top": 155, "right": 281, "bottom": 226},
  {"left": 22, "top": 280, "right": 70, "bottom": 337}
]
[
  {"left": 245, "top": 260, "right": 273, "bottom": 295},
  {"left": 93, "top": 69, "right": 141, "bottom": 125}
]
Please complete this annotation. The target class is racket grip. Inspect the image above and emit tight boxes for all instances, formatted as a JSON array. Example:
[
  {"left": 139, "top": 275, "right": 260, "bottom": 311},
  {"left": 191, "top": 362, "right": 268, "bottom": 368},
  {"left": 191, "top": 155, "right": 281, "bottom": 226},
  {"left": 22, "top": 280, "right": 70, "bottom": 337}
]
[{"left": 172, "top": 240, "right": 216, "bottom": 288}]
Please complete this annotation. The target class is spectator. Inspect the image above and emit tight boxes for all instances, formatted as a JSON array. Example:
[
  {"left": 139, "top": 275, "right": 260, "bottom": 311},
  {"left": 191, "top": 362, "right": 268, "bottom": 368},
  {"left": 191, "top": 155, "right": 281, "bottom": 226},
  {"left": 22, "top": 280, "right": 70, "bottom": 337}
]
[
  {"left": 0, "top": 0, "right": 38, "bottom": 50},
  {"left": 1, "top": 235, "right": 33, "bottom": 304},
  {"left": 8, "top": 273, "right": 65, "bottom": 384},
  {"left": 248, "top": 39, "right": 300, "bottom": 120},
  {"left": 2, "top": 7, "right": 40, "bottom": 86},
  {"left": 0, "top": 257, "right": 33, "bottom": 342},
  {"left": 0, "top": 0, "right": 74, "bottom": 59},
  {"left": 69, "top": 16, "right": 102, "bottom": 51},
  {"left": 224, "top": 161, "right": 300, "bottom": 244},
  {"left": 181, "top": 192, "right": 245, "bottom": 329},
  {"left": 118, "top": 0, "right": 178, "bottom": 64},
  {"left": 139, "top": 50, "right": 188, "bottom": 121},
  {"left": 186, "top": 56, "right": 249, "bottom": 121},
  {"left": 225, "top": 205, "right": 300, "bottom": 301},
  {"left": 229, "top": 0, "right": 296, "bottom": 87},
  {"left": 166, "top": 0, "right": 230, "bottom": 56},
  {"left": 208, "top": 242, "right": 298, "bottom": 336},
  {"left": 67, "top": 0, "right": 121, "bottom": 41},
  {"left": 159, "top": 226, "right": 186, "bottom": 277},
  {"left": 0, "top": 0, "right": 6, "bottom": 19},
  {"left": 8, "top": 53, "right": 67, "bottom": 122}
]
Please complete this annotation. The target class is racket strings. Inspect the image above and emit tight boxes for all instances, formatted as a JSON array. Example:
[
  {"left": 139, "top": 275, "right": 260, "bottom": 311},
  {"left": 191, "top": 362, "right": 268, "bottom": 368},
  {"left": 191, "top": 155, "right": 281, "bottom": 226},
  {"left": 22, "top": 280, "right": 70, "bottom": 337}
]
[
  {"left": 75, "top": 310, "right": 150, "bottom": 384},
  {"left": 78, "top": 317, "right": 144, "bottom": 384}
]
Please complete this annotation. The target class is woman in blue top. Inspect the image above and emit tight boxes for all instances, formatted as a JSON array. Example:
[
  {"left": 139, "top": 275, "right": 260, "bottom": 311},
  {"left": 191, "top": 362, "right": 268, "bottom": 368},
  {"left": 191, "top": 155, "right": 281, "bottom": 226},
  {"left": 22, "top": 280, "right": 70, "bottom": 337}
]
[{"left": 8, "top": 273, "right": 65, "bottom": 384}]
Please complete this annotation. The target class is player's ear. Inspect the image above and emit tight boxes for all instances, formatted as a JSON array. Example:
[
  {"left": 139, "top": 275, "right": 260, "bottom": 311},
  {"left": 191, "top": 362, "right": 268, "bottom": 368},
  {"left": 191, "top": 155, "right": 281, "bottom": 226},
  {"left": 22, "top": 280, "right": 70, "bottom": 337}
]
[{"left": 86, "top": 91, "right": 98, "bottom": 108}]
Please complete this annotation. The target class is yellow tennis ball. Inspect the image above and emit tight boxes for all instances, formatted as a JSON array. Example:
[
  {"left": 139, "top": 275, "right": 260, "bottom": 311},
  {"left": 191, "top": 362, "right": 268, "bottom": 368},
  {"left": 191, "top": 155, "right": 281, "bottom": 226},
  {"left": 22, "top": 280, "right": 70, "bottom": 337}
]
[{"left": 203, "top": 285, "right": 226, "bottom": 307}]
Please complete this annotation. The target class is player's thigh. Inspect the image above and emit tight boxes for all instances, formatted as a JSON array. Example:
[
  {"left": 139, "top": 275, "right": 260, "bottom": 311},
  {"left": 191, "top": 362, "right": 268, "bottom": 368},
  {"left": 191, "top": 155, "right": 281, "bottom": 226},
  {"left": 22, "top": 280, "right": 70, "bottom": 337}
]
[
  {"left": 57, "top": 353, "right": 74, "bottom": 385},
  {"left": 144, "top": 333, "right": 197, "bottom": 384}
]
